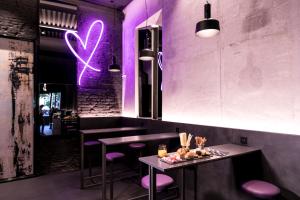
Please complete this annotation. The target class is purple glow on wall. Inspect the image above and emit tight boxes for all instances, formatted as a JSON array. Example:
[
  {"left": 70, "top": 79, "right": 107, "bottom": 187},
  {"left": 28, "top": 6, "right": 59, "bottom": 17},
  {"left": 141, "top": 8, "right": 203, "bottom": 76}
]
[
  {"left": 122, "top": 74, "right": 127, "bottom": 111},
  {"left": 122, "top": 0, "right": 162, "bottom": 116},
  {"left": 65, "top": 20, "right": 104, "bottom": 85}
]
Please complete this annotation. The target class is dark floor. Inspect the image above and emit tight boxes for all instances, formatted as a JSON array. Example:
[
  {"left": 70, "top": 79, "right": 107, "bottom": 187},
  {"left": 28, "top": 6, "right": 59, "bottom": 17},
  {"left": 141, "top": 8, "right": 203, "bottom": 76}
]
[
  {"left": 0, "top": 170, "right": 147, "bottom": 200},
  {"left": 36, "top": 134, "right": 80, "bottom": 174}
]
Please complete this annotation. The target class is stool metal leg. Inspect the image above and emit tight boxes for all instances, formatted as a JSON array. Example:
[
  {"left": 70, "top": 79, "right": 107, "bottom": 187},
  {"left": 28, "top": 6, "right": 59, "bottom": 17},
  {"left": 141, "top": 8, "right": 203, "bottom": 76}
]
[
  {"left": 110, "top": 162, "right": 114, "bottom": 200},
  {"left": 139, "top": 151, "right": 143, "bottom": 179},
  {"left": 194, "top": 166, "right": 197, "bottom": 200},
  {"left": 80, "top": 134, "right": 84, "bottom": 189},
  {"left": 102, "top": 144, "right": 107, "bottom": 200},
  {"left": 88, "top": 152, "right": 92, "bottom": 177}
]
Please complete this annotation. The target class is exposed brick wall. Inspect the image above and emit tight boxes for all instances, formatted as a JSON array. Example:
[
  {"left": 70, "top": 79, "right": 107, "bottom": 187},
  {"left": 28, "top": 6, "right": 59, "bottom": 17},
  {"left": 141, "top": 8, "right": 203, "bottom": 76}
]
[
  {"left": 78, "top": 85, "right": 121, "bottom": 116},
  {"left": 77, "top": 5, "right": 122, "bottom": 116},
  {"left": 0, "top": 0, "right": 38, "bottom": 40}
]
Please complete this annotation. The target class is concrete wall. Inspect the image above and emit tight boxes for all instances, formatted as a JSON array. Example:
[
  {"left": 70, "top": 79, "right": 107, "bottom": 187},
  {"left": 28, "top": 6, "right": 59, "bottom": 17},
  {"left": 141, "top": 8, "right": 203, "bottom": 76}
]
[
  {"left": 123, "top": 0, "right": 300, "bottom": 135},
  {"left": 162, "top": 0, "right": 300, "bottom": 135},
  {"left": 76, "top": 4, "right": 122, "bottom": 116}
]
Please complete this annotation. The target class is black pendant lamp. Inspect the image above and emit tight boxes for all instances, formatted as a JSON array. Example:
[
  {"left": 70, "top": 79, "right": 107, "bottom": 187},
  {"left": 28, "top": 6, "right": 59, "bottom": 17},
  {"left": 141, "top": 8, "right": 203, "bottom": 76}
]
[
  {"left": 195, "top": 1, "right": 220, "bottom": 38},
  {"left": 139, "top": 30, "right": 155, "bottom": 61},
  {"left": 109, "top": 1, "right": 120, "bottom": 72},
  {"left": 139, "top": 48, "right": 155, "bottom": 61},
  {"left": 139, "top": 0, "right": 155, "bottom": 61},
  {"left": 109, "top": 56, "right": 120, "bottom": 72}
]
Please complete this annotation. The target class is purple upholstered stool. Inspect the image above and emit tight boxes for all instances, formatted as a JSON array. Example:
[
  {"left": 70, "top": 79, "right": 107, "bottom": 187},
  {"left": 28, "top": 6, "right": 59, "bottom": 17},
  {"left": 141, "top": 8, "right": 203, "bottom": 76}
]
[
  {"left": 141, "top": 174, "right": 174, "bottom": 192},
  {"left": 106, "top": 152, "right": 125, "bottom": 161},
  {"left": 129, "top": 143, "right": 146, "bottom": 149},
  {"left": 106, "top": 152, "right": 125, "bottom": 200},
  {"left": 242, "top": 180, "right": 280, "bottom": 199},
  {"left": 129, "top": 143, "right": 146, "bottom": 178},
  {"left": 84, "top": 141, "right": 100, "bottom": 177},
  {"left": 84, "top": 141, "right": 100, "bottom": 146}
]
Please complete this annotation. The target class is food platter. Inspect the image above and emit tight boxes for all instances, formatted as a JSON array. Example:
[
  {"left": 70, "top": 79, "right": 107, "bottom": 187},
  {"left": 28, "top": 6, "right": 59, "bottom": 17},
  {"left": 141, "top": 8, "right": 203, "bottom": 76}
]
[
  {"left": 160, "top": 133, "right": 229, "bottom": 165},
  {"left": 160, "top": 149, "right": 212, "bottom": 165},
  {"left": 160, "top": 148, "right": 229, "bottom": 165}
]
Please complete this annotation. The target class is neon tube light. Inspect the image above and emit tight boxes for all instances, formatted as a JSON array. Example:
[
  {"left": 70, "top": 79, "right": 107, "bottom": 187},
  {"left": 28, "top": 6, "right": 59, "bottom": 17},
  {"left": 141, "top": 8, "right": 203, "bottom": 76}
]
[
  {"left": 158, "top": 51, "right": 163, "bottom": 71},
  {"left": 65, "top": 20, "right": 104, "bottom": 85},
  {"left": 158, "top": 51, "right": 163, "bottom": 91}
]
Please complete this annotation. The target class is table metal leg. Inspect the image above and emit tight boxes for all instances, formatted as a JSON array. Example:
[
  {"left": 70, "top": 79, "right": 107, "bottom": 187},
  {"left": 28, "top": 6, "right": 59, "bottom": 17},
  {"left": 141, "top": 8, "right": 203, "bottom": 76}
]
[
  {"left": 194, "top": 166, "right": 197, "bottom": 200},
  {"left": 149, "top": 166, "right": 157, "bottom": 200},
  {"left": 110, "top": 162, "right": 114, "bottom": 200},
  {"left": 80, "top": 133, "right": 84, "bottom": 189},
  {"left": 102, "top": 144, "right": 107, "bottom": 200},
  {"left": 180, "top": 168, "right": 185, "bottom": 200}
]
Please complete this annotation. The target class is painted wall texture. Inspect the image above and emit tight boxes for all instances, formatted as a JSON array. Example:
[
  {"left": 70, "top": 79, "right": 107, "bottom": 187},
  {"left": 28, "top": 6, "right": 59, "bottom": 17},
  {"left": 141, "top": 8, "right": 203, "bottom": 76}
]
[
  {"left": 0, "top": 38, "right": 34, "bottom": 180},
  {"left": 76, "top": 4, "right": 122, "bottom": 116},
  {"left": 123, "top": 0, "right": 300, "bottom": 135},
  {"left": 0, "top": 0, "right": 37, "bottom": 180}
]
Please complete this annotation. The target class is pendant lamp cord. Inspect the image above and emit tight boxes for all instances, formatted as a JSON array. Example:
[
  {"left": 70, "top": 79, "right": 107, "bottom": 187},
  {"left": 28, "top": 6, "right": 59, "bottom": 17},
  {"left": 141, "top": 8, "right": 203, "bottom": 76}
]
[
  {"left": 110, "top": 0, "right": 116, "bottom": 58},
  {"left": 113, "top": 4, "right": 115, "bottom": 55},
  {"left": 144, "top": 0, "right": 150, "bottom": 47},
  {"left": 145, "top": 0, "right": 148, "bottom": 28}
]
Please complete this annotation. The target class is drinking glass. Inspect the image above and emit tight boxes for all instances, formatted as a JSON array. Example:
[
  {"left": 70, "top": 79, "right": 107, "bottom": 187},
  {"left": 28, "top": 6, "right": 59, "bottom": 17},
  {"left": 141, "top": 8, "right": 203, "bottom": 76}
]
[
  {"left": 158, "top": 144, "right": 167, "bottom": 158},
  {"left": 197, "top": 144, "right": 205, "bottom": 150}
]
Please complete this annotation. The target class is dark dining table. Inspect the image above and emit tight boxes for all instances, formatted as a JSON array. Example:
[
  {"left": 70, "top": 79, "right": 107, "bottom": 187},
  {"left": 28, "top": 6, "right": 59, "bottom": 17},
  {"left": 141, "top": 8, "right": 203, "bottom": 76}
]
[
  {"left": 79, "top": 127, "right": 146, "bottom": 188},
  {"left": 139, "top": 143, "right": 261, "bottom": 200},
  {"left": 98, "top": 132, "right": 179, "bottom": 200}
]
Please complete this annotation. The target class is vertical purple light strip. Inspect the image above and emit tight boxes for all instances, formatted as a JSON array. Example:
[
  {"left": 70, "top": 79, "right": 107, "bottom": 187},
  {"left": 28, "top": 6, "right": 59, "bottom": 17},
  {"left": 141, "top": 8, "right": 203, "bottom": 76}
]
[
  {"left": 64, "top": 20, "right": 104, "bottom": 85},
  {"left": 122, "top": 74, "right": 127, "bottom": 111}
]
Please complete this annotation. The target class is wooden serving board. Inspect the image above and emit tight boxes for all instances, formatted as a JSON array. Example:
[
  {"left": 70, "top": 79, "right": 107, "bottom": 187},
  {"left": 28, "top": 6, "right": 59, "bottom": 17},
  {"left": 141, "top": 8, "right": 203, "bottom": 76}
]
[{"left": 160, "top": 153, "right": 212, "bottom": 165}]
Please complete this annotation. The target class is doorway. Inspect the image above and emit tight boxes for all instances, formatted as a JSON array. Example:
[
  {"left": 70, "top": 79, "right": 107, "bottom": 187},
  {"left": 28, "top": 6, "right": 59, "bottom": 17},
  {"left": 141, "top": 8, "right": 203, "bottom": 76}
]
[
  {"left": 137, "top": 27, "right": 162, "bottom": 119},
  {"left": 39, "top": 92, "right": 61, "bottom": 136}
]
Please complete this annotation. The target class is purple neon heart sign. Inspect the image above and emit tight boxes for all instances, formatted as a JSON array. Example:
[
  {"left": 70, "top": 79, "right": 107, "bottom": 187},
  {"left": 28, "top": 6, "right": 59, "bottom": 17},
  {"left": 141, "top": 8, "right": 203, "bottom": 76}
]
[{"left": 65, "top": 20, "right": 104, "bottom": 85}]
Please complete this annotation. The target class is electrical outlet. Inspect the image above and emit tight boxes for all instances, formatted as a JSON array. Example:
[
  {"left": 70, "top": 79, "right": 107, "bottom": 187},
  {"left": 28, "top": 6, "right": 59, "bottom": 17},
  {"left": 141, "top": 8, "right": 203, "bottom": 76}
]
[
  {"left": 176, "top": 127, "right": 179, "bottom": 133},
  {"left": 240, "top": 136, "right": 248, "bottom": 145}
]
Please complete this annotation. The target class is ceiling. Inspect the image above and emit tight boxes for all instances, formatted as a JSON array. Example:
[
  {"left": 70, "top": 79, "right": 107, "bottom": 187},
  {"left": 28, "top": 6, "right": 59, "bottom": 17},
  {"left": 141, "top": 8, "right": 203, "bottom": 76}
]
[
  {"left": 80, "top": 0, "right": 133, "bottom": 9},
  {"left": 39, "top": 1, "right": 78, "bottom": 31},
  {"left": 39, "top": 0, "right": 78, "bottom": 41}
]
